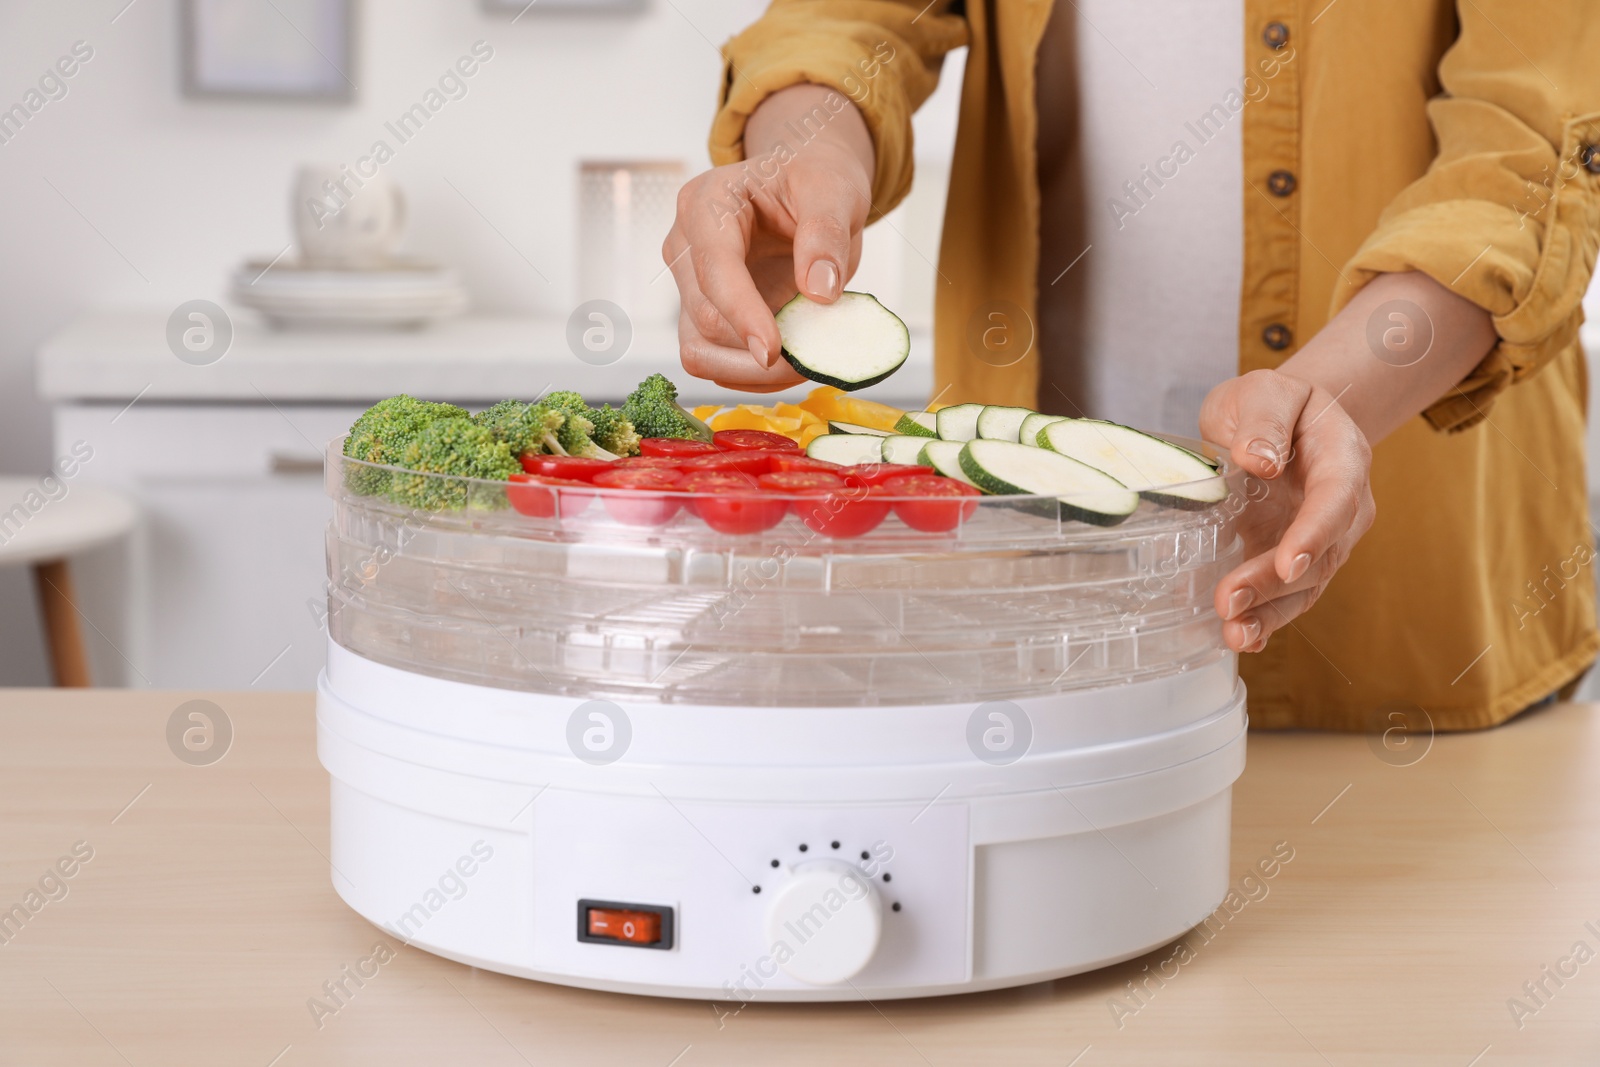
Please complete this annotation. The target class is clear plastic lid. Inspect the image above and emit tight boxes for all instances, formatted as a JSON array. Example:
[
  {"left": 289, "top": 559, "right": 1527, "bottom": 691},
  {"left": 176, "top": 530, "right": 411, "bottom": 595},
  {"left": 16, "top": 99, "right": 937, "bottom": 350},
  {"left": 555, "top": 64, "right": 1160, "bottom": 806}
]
[{"left": 323, "top": 437, "right": 1247, "bottom": 705}]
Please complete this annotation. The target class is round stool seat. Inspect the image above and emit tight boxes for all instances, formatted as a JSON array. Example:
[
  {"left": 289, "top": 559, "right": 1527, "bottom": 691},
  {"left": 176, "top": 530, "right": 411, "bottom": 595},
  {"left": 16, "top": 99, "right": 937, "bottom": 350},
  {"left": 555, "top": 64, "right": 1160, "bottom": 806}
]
[
  {"left": 0, "top": 477, "right": 137, "bottom": 687},
  {"left": 0, "top": 478, "right": 136, "bottom": 567}
]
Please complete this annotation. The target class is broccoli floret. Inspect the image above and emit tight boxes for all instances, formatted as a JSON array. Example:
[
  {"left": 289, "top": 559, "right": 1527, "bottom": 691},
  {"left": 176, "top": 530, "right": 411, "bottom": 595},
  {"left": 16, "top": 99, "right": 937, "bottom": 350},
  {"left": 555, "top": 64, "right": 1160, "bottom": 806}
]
[
  {"left": 387, "top": 417, "right": 518, "bottom": 512},
  {"left": 343, "top": 395, "right": 468, "bottom": 495},
  {"left": 473, "top": 399, "right": 566, "bottom": 458},
  {"left": 588, "top": 404, "right": 641, "bottom": 457},
  {"left": 622, "top": 373, "right": 713, "bottom": 442},
  {"left": 542, "top": 390, "right": 589, "bottom": 416},
  {"left": 540, "top": 390, "right": 618, "bottom": 460}
]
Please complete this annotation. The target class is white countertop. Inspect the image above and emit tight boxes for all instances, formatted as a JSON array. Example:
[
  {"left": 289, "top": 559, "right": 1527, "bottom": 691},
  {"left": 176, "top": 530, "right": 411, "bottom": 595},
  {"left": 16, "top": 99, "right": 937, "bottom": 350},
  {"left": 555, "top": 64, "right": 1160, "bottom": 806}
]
[{"left": 35, "top": 310, "right": 935, "bottom": 409}]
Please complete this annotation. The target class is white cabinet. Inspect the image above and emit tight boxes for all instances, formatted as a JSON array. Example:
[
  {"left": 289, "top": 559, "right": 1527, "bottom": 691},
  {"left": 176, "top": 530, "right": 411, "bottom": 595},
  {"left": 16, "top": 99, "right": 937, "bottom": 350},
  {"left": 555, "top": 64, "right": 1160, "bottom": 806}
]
[{"left": 54, "top": 403, "right": 364, "bottom": 689}]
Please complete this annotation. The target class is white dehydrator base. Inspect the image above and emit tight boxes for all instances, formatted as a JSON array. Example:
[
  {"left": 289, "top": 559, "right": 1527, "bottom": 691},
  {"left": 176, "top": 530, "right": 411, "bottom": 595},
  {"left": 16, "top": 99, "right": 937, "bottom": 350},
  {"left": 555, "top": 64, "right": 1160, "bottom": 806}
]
[{"left": 319, "top": 641, "right": 1247, "bottom": 1002}]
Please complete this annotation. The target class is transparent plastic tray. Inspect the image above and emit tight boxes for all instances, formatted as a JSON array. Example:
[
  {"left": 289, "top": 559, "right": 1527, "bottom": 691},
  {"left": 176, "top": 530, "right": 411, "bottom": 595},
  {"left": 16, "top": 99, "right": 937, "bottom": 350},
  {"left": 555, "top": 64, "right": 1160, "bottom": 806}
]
[{"left": 323, "top": 438, "right": 1248, "bottom": 705}]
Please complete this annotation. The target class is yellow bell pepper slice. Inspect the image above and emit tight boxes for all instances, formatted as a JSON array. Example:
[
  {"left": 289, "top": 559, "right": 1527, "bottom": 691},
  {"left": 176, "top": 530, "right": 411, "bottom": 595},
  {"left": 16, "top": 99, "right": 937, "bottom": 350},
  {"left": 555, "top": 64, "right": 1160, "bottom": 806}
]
[
  {"left": 797, "top": 423, "right": 830, "bottom": 448},
  {"left": 797, "top": 386, "right": 847, "bottom": 421},
  {"left": 797, "top": 385, "right": 904, "bottom": 431},
  {"left": 710, "top": 407, "right": 774, "bottom": 432}
]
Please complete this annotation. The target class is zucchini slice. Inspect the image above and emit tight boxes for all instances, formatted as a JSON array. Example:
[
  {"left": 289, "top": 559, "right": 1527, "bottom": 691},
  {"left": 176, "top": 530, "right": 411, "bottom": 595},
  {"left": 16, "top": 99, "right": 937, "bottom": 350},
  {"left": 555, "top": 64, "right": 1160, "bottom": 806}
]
[
  {"left": 776, "top": 291, "right": 910, "bottom": 391},
  {"left": 1018, "top": 412, "right": 1070, "bottom": 447},
  {"left": 976, "top": 405, "right": 1036, "bottom": 442},
  {"left": 882, "top": 434, "right": 936, "bottom": 466},
  {"left": 894, "top": 410, "right": 938, "bottom": 437},
  {"left": 1039, "top": 420, "right": 1226, "bottom": 508},
  {"left": 958, "top": 439, "right": 1138, "bottom": 525},
  {"left": 917, "top": 440, "right": 978, "bottom": 486},
  {"left": 828, "top": 421, "right": 891, "bottom": 436},
  {"left": 807, "top": 433, "right": 883, "bottom": 465},
  {"left": 935, "top": 403, "right": 985, "bottom": 442}
]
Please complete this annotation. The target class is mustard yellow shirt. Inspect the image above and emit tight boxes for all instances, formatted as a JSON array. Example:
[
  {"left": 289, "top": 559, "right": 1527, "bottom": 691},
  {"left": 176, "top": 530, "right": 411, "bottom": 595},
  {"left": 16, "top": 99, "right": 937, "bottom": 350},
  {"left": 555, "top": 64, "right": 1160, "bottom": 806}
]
[{"left": 711, "top": 0, "right": 1600, "bottom": 731}]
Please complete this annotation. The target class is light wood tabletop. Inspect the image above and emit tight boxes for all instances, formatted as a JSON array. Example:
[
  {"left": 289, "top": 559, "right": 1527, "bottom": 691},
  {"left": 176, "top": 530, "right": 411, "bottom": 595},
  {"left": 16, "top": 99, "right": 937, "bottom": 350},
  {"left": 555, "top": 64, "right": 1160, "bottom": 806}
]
[{"left": 0, "top": 689, "right": 1596, "bottom": 1066}]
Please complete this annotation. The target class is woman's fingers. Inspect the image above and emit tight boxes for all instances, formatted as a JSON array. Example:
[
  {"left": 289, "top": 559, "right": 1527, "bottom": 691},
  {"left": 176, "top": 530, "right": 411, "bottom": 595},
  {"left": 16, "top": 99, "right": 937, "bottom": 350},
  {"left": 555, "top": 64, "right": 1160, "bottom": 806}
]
[
  {"left": 674, "top": 176, "right": 784, "bottom": 367},
  {"left": 1214, "top": 544, "right": 1332, "bottom": 623},
  {"left": 667, "top": 222, "right": 798, "bottom": 388},
  {"left": 788, "top": 165, "right": 868, "bottom": 304},
  {"left": 1225, "top": 582, "right": 1329, "bottom": 653},
  {"left": 678, "top": 309, "right": 805, "bottom": 389},
  {"left": 1214, "top": 369, "right": 1314, "bottom": 480},
  {"left": 1271, "top": 427, "right": 1373, "bottom": 583}
]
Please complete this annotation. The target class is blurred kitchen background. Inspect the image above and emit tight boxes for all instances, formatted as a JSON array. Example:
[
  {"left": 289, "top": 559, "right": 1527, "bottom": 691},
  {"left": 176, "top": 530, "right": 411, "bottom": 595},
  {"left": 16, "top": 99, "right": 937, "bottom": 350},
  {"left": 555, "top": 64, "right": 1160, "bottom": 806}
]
[
  {"left": 0, "top": 0, "right": 963, "bottom": 690},
  {"left": 2, "top": 0, "right": 1597, "bottom": 694}
]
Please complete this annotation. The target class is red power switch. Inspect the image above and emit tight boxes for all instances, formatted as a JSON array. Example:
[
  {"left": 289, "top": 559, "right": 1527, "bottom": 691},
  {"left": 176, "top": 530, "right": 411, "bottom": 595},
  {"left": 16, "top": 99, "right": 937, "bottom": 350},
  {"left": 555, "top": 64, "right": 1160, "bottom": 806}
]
[{"left": 586, "top": 906, "right": 661, "bottom": 945}]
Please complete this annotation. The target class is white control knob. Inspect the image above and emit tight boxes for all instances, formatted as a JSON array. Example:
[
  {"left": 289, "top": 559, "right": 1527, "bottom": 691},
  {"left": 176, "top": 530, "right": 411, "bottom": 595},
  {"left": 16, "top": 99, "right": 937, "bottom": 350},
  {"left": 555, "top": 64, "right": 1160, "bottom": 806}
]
[{"left": 764, "top": 860, "right": 883, "bottom": 985}]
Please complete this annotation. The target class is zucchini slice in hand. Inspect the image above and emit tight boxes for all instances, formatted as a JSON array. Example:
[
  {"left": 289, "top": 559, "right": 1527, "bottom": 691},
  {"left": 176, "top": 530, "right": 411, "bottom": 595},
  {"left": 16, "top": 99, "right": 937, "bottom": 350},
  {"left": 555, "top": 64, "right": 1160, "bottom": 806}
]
[
  {"left": 776, "top": 291, "right": 910, "bottom": 391},
  {"left": 1040, "top": 420, "right": 1226, "bottom": 508},
  {"left": 959, "top": 439, "right": 1138, "bottom": 525}
]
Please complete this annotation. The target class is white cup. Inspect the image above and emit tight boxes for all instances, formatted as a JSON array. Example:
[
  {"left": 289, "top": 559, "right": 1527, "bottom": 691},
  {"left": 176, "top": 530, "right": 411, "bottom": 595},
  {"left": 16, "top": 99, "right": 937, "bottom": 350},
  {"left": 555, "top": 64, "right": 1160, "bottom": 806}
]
[{"left": 293, "top": 165, "right": 406, "bottom": 268}]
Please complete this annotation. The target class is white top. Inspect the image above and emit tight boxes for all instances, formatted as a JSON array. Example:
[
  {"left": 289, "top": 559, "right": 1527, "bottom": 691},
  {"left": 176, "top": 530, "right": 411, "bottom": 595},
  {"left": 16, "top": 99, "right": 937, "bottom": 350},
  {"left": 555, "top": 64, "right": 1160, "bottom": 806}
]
[
  {"left": 1036, "top": 1, "right": 1245, "bottom": 437},
  {"left": 34, "top": 311, "right": 933, "bottom": 409}
]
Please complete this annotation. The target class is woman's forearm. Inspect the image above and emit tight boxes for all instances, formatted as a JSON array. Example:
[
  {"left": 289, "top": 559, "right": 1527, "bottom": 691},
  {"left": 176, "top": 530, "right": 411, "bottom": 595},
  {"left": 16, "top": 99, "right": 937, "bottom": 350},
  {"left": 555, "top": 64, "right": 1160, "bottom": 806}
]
[{"left": 1275, "top": 271, "right": 1498, "bottom": 445}]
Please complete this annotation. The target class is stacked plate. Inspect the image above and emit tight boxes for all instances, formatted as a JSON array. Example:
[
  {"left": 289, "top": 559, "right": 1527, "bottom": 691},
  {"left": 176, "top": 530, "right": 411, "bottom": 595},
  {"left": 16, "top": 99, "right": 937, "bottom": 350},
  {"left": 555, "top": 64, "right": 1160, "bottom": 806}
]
[{"left": 230, "top": 258, "right": 467, "bottom": 328}]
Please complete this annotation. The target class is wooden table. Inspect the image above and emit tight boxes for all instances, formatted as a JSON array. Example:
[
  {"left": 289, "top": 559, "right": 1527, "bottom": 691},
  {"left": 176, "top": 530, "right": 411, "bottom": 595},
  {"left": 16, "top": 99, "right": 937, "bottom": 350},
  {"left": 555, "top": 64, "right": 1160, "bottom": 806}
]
[{"left": 1, "top": 690, "right": 1596, "bottom": 1066}]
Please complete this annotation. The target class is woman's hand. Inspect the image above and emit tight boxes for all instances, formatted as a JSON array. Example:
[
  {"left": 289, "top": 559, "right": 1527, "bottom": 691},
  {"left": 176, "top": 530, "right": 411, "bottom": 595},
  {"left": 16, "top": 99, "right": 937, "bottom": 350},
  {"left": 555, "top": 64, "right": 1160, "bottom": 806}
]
[
  {"left": 1201, "top": 270, "right": 1497, "bottom": 653},
  {"left": 1201, "top": 370, "right": 1376, "bottom": 653},
  {"left": 662, "top": 85, "right": 876, "bottom": 392}
]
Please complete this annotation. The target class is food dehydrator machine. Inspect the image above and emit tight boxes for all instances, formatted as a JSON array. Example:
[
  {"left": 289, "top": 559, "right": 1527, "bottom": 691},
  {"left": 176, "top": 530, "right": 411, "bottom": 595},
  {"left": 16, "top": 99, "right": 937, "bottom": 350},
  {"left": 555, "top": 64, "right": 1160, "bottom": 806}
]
[{"left": 316, "top": 441, "right": 1248, "bottom": 1000}]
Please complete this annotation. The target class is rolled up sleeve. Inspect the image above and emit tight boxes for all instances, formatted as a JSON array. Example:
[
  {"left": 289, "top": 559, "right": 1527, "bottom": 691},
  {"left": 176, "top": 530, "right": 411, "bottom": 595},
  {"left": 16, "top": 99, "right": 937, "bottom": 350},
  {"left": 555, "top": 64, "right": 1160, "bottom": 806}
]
[
  {"left": 1330, "top": 0, "right": 1600, "bottom": 432},
  {"left": 709, "top": 0, "right": 968, "bottom": 222}
]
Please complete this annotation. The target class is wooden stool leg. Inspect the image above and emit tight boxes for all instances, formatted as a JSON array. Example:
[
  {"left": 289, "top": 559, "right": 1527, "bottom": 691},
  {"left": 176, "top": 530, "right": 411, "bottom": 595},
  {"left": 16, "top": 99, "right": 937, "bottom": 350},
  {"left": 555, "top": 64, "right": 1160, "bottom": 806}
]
[{"left": 32, "top": 559, "right": 90, "bottom": 687}]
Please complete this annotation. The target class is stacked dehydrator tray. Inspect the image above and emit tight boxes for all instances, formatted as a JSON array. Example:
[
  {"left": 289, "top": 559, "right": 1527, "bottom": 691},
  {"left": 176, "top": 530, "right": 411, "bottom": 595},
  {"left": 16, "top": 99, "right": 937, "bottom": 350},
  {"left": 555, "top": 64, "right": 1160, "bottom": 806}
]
[{"left": 317, "top": 436, "right": 1249, "bottom": 1000}]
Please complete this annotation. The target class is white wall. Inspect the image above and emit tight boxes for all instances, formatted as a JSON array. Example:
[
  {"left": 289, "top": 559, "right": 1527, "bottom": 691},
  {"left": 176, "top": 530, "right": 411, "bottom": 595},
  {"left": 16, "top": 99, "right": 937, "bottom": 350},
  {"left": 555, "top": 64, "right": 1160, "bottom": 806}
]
[{"left": 0, "top": 0, "right": 965, "bottom": 684}]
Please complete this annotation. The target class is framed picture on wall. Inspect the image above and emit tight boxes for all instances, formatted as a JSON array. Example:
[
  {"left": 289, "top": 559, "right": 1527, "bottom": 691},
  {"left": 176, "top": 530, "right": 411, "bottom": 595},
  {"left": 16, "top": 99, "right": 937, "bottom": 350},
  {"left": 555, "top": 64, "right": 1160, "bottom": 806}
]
[{"left": 182, "top": 0, "right": 358, "bottom": 102}]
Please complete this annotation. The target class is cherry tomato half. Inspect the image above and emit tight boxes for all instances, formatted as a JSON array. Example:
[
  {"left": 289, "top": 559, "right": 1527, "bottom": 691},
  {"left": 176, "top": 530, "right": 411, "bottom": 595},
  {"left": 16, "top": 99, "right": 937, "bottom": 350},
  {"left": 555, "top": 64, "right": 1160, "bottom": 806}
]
[
  {"left": 591, "top": 467, "right": 684, "bottom": 526},
  {"left": 680, "top": 471, "right": 788, "bottom": 534},
  {"left": 757, "top": 471, "right": 847, "bottom": 494},
  {"left": 713, "top": 429, "right": 801, "bottom": 453},
  {"left": 507, "top": 474, "right": 594, "bottom": 519},
  {"left": 615, "top": 455, "right": 686, "bottom": 470},
  {"left": 836, "top": 463, "right": 936, "bottom": 488},
  {"left": 768, "top": 454, "right": 842, "bottom": 474},
  {"left": 640, "top": 437, "right": 719, "bottom": 458},
  {"left": 880, "top": 474, "right": 983, "bottom": 532},
  {"left": 795, "top": 485, "right": 890, "bottom": 538},
  {"left": 518, "top": 454, "right": 615, "bottom": 481},
  {"left": 679, "top": 450, "right": 783, "bottom": 477}
]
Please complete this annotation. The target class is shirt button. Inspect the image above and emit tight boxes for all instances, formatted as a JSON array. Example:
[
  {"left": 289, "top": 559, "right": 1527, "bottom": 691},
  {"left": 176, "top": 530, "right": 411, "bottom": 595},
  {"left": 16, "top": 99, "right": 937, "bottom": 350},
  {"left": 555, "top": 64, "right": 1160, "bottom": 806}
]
[
  {"left": 1262, "top": 21, "right": 1290, "bottom": 49},
  {"left": 1583, "top": 145, "right": 1600, "bottom": 175},
  {"left": 1267, "top": 169, "right": 1297, "bottom": 196},
  {"left": 1262, "top": 323, "right": 1294, "bottom": 351}
]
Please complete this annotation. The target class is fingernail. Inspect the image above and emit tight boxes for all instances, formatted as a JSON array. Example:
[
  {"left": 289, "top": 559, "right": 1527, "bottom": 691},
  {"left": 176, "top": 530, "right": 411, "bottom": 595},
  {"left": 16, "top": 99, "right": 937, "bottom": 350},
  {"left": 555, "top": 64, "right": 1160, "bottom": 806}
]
[
  {"left": 1226, "top": 588, "right": 1253, "bottom": 620},
  {"left": 1286, "top": 552, "right": 1312, "bottom": 582},
  {"left": 1246, "top": 438, "right": 1283, "bottom": 476},
  {"left": 807, "top": 260, "right": 839, "bottom": 301},
  {"left": 1239, "top": 616, "right": 1261, "bottom": 648},
  {"left": 747, "top": 334, "right": 773, "bottom": 368}
]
